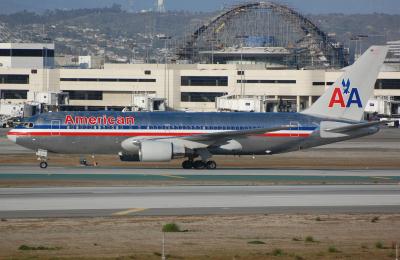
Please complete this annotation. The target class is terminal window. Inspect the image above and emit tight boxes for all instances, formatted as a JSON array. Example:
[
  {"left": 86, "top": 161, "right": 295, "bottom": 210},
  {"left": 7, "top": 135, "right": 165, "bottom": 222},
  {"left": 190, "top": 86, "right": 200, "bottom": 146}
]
[
  {"left": 312, "top": 82, "right": 326, "bottom": 86},
  {"left": 237, "top": 79, "right": 296, "bottom": 84},
  {"left": 0, "top": 74, "right": 29, "bottom": 84},
  {"left": 66, "top": 91, "right": 103, "bottom": 100},
  {"left": 0, "top": 49, "right": 54, "bottom": 57},
  {"left": 181, "top": 76, "right": 228, "bottom": 86},
  {"left": 375, "top": 79, "right": 400, "bottom": 89},
  {"left": 61, "top": 78, "right": 156, "bottom": 83},
  {"left": 181, "top": 92, "right": 227, "bottom": 102},
  {"left": 0, "top": 90, "right": 28, "bottom": 99}
]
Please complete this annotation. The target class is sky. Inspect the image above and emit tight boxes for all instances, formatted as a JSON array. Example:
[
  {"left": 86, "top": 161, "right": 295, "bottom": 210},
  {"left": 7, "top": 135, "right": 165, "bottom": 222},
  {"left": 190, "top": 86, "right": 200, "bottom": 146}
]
[{"left": 0, "top": 0, "right": 399, "bottom": 14}]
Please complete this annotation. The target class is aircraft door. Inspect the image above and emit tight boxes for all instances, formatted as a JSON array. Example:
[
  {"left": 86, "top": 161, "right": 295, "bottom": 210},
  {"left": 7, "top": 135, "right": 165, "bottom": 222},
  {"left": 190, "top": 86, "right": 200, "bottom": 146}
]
[
  {"left": 51, "top": 120, "right": 61, "bottom": 136},
  {"left": 290, "top": 121, "right": 300, "bottom": 137}
]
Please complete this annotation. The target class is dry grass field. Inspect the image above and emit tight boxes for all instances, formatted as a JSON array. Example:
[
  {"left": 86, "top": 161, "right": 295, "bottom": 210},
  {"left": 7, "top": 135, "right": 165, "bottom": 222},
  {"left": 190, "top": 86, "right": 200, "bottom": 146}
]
[{"left": 0, "top": 214, "right": 399, "bottom": 260}]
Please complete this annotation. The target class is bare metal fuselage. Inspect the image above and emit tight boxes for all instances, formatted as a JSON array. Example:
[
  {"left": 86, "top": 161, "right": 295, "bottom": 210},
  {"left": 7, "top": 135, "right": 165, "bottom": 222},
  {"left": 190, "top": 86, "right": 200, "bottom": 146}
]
[{"left": 9, "top": 111, "right": 378, "bottom": 157}]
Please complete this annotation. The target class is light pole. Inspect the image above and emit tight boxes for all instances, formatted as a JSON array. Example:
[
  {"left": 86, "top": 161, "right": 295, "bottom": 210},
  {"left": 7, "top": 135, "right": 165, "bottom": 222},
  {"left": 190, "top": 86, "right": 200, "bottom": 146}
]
[
  {"left": 206, "top": 38, "right": 217, "bottom": 64},
  {"left": 236, "top": 35, "right": 248, "bottom": 97},
  {"left": 162, "top": 232, "right": 166, "bottom": 260},
  {"left": 158, "top": 35, "right": 172, "bottom": 107}
]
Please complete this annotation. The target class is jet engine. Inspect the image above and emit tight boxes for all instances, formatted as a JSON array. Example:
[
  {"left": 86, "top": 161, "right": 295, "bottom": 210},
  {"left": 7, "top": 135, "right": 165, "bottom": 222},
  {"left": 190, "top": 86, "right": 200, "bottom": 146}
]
[{"left": 120, "top": 140, "right": 186, "bottom": 162}]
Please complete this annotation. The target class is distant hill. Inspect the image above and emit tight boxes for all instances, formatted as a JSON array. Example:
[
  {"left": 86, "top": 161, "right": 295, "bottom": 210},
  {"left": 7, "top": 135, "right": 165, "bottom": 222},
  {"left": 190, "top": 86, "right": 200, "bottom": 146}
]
[
  {"left": 0, "top": 0, "right": 399, "bottom": 14},
  {"left": 0, "top": 0, "right": 130, "bottom": 14},
  {"left": 0, "top": 7, "right": 399, "bottom": 61}
]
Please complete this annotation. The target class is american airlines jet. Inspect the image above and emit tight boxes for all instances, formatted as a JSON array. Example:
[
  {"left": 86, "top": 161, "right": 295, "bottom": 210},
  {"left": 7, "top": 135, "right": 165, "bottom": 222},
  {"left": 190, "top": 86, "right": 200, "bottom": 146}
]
[{"left": 7, "top": 46, "right": 389, "bottom": 169}]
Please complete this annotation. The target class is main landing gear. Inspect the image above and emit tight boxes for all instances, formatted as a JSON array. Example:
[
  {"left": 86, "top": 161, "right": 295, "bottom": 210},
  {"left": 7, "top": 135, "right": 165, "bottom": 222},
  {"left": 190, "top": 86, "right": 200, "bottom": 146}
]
[{"left": 182, "top": 160, "right": 217, "bottom": 170}]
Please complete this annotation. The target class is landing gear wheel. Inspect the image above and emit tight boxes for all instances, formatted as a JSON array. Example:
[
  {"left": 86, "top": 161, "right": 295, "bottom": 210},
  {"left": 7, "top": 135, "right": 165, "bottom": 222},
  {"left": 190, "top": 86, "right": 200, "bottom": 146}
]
[
  {"left": 182, "top": 160, "right": 193, "bottom": 169},
  {"left": 206, "top": 161, "right": 217, "bottom": 169},
  {"left": 39, "top": 161, "right": 48, "bottom": 169},
  {"left": 193, "top": 160, "right": 206, "bottom": 169}
]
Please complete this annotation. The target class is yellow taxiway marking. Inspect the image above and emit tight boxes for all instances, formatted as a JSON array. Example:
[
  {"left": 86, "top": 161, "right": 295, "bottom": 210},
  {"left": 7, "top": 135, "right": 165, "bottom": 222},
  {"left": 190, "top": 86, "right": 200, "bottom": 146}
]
[
  {"left": 159, "top": 174, "right": 186, "bottom": 179},
  {"left": 112, "top": 208, "right": 147, "bottom": 216}
]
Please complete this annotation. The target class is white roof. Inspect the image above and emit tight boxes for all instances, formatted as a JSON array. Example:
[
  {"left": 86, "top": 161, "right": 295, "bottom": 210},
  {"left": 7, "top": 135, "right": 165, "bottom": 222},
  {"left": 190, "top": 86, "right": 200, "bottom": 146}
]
[{"left": 0, "top": 43, "right": 54, "bottom": 49}]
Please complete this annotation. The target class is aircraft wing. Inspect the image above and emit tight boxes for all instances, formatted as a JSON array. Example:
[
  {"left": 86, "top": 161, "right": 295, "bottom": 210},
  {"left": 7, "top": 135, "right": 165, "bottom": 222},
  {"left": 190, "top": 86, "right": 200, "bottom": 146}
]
[
  {"left": 121, "top": 125, "right": 293, "bottom": 152},
  {"left": 182, "top": 125, "right": 292, "bottom": 143}
]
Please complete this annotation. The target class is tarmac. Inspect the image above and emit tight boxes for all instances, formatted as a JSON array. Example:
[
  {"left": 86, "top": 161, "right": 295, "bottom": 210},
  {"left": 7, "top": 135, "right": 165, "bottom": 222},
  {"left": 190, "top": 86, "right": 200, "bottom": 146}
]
[
  {"left": 0, "top": 185, "right": 399, "bottom": 218},
  {"left": 0, "top": 127, "right": 399, "bottom": 219}
]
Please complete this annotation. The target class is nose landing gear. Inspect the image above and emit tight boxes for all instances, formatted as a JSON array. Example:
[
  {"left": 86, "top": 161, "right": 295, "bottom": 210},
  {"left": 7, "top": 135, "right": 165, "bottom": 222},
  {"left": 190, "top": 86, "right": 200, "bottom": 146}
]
[
  {"left": 36, "top": 149, "right": 48, "bottom": 169},
  {"left": 39, "top": 161, "right": 48, "bottom": 169}
]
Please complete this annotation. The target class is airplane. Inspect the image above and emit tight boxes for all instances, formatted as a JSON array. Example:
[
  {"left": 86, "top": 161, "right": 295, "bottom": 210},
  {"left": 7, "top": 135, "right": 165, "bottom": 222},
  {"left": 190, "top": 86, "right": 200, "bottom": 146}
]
[{"left": 7, "top": 46, "right": 389, "bottom": 169}]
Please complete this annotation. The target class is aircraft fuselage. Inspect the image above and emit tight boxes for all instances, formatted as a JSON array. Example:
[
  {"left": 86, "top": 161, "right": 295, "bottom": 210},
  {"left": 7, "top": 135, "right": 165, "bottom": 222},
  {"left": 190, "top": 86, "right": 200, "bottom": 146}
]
[{"left": 8, "top": 111, "right": 378, "bottom": 156}]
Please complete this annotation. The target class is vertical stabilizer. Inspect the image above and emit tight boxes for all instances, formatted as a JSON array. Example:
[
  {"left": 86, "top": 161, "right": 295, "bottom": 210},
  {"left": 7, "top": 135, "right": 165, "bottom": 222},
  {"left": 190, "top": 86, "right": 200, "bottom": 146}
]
[{"left": 302, "top": 46, "right": 389, "bottom": 121}]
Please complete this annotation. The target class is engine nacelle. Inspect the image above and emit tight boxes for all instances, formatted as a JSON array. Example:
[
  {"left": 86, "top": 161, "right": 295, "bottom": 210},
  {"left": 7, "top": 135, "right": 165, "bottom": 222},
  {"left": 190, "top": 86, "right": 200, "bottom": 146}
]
[
  {"left": 140, "top": 141, "right": 173, "bottom": 162},
  {"left": 120, "top": 140, "right": 186, "bottom": 162}
]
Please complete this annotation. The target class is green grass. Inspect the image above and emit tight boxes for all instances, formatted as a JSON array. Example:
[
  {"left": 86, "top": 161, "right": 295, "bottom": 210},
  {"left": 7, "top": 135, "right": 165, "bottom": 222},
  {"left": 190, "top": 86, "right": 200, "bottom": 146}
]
[
  {"left": 305, "top": 236, "right": 316, "bottom": 243},
  {"left": 328, "top": 246, "right": 339, "bottom": 253},
  {"left": 247, "top": 240, "right": 265, "bottom": 245},
  {"left": 153, "top": 252, "right": 172, "bottom": 258},
  {"left": 272, "top": 248, "right": 285, "bottom": 256},
  {"left": 371, "top": 216, "right": 380, "bottom": 223},
  {"left": 375, "top": 241, "right": 384, "bottom": 249},
  {"left": 162, "top": 223, "right": 181, "bottom": 232},
  {"left": 19, "top": 245, "right": 61, "bottom": 251}
]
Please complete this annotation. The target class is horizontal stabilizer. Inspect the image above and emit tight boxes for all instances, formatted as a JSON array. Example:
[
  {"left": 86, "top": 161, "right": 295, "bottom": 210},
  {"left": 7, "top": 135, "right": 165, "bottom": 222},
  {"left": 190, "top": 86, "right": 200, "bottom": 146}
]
[{"left": 324, "top": 121, "right": 384, "bottom": 133}]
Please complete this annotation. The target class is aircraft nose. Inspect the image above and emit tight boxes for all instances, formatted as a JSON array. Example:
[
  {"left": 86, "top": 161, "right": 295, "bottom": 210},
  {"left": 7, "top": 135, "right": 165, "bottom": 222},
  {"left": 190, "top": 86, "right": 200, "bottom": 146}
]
[{"left": 7, "top": 131, "right": 17, "bottom": 143}]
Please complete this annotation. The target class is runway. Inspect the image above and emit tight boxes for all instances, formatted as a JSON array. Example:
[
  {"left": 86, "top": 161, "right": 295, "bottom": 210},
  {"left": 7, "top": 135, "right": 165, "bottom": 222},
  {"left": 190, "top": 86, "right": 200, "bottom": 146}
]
[{"left": 0, "top": 185, "right": 399, "bottom": 218}]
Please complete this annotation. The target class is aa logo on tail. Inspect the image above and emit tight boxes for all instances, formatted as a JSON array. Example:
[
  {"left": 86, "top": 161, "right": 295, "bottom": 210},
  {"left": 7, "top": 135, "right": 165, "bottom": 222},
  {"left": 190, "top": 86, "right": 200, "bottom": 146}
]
[{"left": 328, "top": 79, "right": 362, "bottom": 108}]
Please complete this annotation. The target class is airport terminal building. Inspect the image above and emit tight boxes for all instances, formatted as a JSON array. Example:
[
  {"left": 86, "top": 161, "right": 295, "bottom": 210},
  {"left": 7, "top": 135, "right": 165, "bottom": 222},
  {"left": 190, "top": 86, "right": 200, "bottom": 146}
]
[{"left": 0, "top": 43, "right": 400, "bottom": 115}]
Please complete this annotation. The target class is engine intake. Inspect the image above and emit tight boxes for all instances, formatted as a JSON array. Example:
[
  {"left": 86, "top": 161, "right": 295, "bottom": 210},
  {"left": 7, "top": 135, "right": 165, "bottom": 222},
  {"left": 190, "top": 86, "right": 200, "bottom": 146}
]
[
  {"left": 120, "top": 140, "right": 185, "bottom": 162},
  {"left": 119, "top": 153, "right": 140, "bottom": 162}
]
